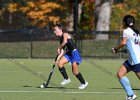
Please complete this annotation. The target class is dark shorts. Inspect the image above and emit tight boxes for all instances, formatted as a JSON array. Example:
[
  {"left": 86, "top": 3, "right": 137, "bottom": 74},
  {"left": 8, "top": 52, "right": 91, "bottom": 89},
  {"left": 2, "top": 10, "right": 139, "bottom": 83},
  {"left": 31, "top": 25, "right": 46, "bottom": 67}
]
[
  {"left": 123, "top": 60, "right": 140, "bottom": 73},
  {"left": 64, "top": 49, "right": 82, "bottom": 64}
]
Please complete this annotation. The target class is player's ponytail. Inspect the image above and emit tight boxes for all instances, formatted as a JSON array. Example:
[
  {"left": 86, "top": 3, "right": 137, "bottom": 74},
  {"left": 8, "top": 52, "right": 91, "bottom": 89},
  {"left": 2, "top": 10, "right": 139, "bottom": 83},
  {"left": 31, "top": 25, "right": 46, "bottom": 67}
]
[
  {"left": 130, "top": 25, "right": 139, "bottom": 35},
  {"left": 55, "top": 22, "right": 63, "bottom": 32},
  {"left": 123, "top": 15, "right": 139, "bottom": 34}
]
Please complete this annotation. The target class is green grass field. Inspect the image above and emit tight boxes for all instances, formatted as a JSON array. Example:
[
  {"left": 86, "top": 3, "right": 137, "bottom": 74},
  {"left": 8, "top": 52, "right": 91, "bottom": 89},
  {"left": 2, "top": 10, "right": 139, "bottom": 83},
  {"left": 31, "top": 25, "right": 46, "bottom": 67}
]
[{"left": 0, "top": 58, "right": 139, "bottom": 100}]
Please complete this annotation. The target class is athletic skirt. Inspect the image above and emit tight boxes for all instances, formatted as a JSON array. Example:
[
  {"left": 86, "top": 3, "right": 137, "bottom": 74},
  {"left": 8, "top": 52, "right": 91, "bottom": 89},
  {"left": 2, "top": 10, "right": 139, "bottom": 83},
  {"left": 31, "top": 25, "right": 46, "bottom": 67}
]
[{"left": 64, "top": 49, "right": 82, "bottom": 64}]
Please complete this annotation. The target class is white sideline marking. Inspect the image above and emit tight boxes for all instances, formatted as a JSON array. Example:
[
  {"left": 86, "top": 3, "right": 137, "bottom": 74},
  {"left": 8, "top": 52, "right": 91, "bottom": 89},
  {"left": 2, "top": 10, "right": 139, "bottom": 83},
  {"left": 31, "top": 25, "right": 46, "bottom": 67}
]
[
  {"left": 0, "top": 90, "right": 126, "bottom": 94},
  {"left": 65, "top": 91, "right": 125, "bottom": 94}
]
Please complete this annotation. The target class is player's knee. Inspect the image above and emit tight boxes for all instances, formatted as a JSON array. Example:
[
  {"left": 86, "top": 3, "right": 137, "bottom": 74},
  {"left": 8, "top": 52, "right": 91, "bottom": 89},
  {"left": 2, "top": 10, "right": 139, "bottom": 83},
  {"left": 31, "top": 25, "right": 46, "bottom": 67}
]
[
  {"left": 72, "top": 70, "right": 79, "bottom": 75},
  {"left": 117, "top": 71, "right": 124, "bottom": 79},
  {"left": 58, "top": 62, "right": 64, "bottom": 68},
  {"left": 72, "top": 72, "right": 77, "bottom": 75}
]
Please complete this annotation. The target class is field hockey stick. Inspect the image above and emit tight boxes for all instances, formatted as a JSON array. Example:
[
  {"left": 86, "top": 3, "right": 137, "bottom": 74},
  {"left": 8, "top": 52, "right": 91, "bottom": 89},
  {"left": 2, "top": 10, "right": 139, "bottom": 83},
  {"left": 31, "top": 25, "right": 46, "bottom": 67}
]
[
  {"left": 40, "top": 55, "right": 58, "bottom": 88},
  {"left": 112, "top": 48, "right": 127, "bottom": 54},
  {"left": 118, "top": 49, "right": 127, "bottom": 53}
]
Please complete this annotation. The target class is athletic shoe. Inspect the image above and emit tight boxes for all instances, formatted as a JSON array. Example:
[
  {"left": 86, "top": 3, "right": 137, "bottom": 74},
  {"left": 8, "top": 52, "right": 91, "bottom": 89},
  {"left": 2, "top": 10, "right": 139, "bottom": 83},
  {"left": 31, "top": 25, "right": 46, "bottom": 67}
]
[
  {"left": 78, "top": 81, "right": 88, "bottom": 89},
  {"left": 61, "top": 78, "right": 71, "bottom": 85},
  {"left": 126, "top": 94, "right": 137, "bottom": 100}
]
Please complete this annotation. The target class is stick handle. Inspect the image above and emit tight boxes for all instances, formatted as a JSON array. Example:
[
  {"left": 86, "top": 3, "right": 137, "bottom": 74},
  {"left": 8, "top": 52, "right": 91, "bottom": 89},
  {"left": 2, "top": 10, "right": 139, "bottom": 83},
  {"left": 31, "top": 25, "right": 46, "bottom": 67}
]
[
  {"left": 55, "top": 49, "right": 64, "bottom": 63},
  {"left": 55, "top": 55, "right": 58, "bottom": 62},
  {"left": 118, "top": 49, "right": 127, "bottom": 53}
]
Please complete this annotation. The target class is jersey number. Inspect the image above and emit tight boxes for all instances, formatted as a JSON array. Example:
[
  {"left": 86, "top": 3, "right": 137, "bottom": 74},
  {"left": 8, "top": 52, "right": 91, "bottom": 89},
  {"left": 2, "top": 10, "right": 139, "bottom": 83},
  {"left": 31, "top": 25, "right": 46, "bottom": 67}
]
[{"left": 134, "top": 38, "right": 139, "bottom": 44}]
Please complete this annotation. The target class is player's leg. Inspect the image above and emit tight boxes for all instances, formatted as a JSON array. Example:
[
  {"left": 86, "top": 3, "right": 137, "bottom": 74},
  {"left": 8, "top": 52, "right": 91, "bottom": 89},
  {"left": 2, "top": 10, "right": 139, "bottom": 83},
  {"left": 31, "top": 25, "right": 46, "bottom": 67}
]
[
  {"left": 130, "top": 64, "right": 140, "bottom": 100},
  {"left": 72, "top": 62, "right": 88, "bottom": 89},
  {"left": 58, "top": 56, "right": 71, "bottom": 85},
  {"left": 117, "top": 64, "right": 130, "bottom": 79},
  {"left": 134, "top": 64, "right": 140, "bottom": 80},
  {"left": 70, "top": 49, "right": 88, "bottom": 89},
  {"left": 72, "top": 62, "right": 85, "bottom": 84},
  {"left": 135, "top": 72, "right": 140, "bottom": 80},
  {"left": 130, "top": 64, "right": 140, "bottom": 99},
  {"left": 117, "top": 61, "right": 136, "bottom": 99}
]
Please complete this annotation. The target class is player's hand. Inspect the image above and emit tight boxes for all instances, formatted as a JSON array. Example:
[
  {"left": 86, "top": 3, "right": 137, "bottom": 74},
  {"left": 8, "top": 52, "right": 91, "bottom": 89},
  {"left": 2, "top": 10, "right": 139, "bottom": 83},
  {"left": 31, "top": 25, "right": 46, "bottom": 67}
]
[
  {"left": 111, "top": 48, "right": 118, "bottom": 54},
  {"left": 57, "top": 48, "right": 61, "bottom": 54}
]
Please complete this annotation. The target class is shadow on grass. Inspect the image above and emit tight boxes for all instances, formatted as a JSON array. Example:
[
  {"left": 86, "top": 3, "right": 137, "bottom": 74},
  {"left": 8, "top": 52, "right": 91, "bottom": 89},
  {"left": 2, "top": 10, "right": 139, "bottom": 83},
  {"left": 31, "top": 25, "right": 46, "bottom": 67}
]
[
  {"left": 21, "top": 85, "right": 77, "bottom": 90},
  {"left": 22, "top": 85, "right": 32, "bottom": 87},
  {"left": 110, "top": 88, "right": 140, "bottom": 90},
  {"left": 36, "top": 86, "right": 77, "bottom": 90}
]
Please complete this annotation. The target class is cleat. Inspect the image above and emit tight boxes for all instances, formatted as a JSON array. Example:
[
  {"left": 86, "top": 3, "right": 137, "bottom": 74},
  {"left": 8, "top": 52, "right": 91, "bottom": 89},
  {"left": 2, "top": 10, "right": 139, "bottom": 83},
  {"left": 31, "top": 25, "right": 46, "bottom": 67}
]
[
  {"left": 126, "top": 94, "right": 137, "bottom": 100},
  {"left": 61, "top": 78, "right": 71, "bottom": 85},
  {"left": 78, "top": 81, "right": 88, "bottom": 89}
]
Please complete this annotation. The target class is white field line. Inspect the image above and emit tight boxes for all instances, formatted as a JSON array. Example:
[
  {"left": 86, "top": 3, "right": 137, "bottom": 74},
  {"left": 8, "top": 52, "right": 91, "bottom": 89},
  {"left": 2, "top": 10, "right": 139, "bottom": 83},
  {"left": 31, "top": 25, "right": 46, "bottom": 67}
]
[
  {"left": 0, "top": 90, "right": 127, "bottom": 94},
  {"left": 0, "top": 71, "right": 43, "bottom": 73}
]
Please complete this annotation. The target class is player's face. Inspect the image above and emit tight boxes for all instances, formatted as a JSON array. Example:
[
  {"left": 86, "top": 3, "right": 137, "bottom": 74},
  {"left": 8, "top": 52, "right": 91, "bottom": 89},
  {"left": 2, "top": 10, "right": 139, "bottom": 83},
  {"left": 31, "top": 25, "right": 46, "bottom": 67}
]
[{"left": 54, "top": 26, "right": 62, "bottom": 36}]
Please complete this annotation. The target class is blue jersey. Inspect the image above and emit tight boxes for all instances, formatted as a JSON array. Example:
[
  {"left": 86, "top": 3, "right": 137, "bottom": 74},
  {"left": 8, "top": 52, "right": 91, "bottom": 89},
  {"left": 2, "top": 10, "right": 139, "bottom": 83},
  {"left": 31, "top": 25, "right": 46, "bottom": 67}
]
[{"left": 123, "top": 27, "right": 140, "bottom": 65}]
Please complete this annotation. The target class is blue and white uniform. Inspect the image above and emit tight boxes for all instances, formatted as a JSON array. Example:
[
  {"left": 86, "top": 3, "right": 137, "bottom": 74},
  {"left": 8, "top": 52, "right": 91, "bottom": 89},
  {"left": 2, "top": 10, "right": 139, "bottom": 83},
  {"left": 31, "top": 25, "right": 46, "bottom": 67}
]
[{"left": 123, "top": 27, "right": 140, "bottom": 72}]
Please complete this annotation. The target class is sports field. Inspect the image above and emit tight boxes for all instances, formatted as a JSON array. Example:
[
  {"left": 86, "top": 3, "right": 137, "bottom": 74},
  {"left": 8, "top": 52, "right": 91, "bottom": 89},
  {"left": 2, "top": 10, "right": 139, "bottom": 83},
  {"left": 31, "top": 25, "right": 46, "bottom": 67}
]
[{"left": 0, "top": 58, "right": 139, "bottom": 100}]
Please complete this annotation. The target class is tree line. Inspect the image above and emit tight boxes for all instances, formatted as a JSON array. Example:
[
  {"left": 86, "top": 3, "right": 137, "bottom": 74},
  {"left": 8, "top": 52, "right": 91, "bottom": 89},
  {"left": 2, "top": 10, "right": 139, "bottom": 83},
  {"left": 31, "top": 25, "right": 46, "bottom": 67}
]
[{"left": 0, "top": 0, "right": 139, "bottom": 31}]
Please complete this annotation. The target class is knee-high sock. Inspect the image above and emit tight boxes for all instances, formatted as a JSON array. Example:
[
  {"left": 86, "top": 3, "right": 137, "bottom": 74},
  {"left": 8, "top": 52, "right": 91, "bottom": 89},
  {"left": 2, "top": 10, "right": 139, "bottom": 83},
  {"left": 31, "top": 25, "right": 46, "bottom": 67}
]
[
  {"left": 120, "top": 76, "right": 134, "bottom": 96},
  {"left": 76, "top": 73, "right": 85, "bottom": 84},
  {"left": 59, "top": 67, "right": 68, "bottom": 79}
]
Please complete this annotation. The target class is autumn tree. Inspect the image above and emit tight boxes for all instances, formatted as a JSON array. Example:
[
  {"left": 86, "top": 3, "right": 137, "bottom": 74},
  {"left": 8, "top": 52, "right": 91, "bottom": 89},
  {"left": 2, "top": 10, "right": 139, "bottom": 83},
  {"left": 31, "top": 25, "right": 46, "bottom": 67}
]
[
  {"left": 79, "top": 0, "right": 94, "bottom": 30},
  {"left": 110, "top": 0, "right": 140, "bottom": 31},
  {"left": 64, "top": 0, "right": 84, "bottom": 31},
  {"left": 0, "top": 0, "right": 65, "bottom": 28}
]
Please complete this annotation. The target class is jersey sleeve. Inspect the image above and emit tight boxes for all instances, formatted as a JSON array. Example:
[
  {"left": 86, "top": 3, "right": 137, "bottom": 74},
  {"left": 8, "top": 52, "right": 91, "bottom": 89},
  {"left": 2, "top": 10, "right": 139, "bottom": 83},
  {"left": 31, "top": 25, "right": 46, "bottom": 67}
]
[
  {"left": 123, "top": 30, "right": 128, "bottom": 38},
  {"left": 122, "top": 29, "right": 131, "bottom": 39}
]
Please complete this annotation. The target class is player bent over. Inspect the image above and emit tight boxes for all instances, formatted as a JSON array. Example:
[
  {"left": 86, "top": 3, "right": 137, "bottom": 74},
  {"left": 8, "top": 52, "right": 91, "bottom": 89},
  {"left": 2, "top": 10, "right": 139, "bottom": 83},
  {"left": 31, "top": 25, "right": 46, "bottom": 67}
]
[{"left": 53, "top": 23, "right": 88, "bottom": 89}]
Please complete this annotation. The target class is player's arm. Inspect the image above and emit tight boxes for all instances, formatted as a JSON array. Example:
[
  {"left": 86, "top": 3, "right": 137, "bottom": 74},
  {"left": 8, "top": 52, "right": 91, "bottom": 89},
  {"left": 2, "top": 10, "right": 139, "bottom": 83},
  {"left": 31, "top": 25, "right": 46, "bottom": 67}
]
[
  {"left": 112, "top": 37, "right": 127, "bottom": 54},
  {"left": 57, "top": 33, "right": 68, "bottom": 54}
]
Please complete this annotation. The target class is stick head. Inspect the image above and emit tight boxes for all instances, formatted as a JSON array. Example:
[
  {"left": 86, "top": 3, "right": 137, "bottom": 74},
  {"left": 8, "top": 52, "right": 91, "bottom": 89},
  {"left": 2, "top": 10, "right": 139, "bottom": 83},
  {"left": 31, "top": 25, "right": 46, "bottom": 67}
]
[{"left": 40, "top": 83, "right": 47, "bottom": 88}]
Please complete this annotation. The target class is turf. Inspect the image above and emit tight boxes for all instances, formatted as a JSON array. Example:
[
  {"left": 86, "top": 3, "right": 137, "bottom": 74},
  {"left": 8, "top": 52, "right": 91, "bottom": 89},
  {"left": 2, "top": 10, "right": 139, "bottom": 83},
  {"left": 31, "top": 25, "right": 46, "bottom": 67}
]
[{"left": 0, "top": 58, "right": 139, "bottom": 100}]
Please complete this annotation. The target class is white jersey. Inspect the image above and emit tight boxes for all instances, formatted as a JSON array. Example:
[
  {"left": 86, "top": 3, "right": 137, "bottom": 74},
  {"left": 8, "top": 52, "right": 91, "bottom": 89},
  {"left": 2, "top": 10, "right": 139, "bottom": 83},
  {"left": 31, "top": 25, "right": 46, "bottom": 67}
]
[{"left": 123, "top": 27, "right": 140, "bottom": 65}]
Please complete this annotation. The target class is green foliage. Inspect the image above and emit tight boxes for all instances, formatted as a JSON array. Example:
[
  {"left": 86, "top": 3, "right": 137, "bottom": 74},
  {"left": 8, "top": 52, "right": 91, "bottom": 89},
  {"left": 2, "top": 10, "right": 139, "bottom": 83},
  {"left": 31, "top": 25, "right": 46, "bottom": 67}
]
[
  {"left": 0, "top": 0, "right": 66, "bottom": 28},
  {"left": 110, "top": 0, "right": 140, "bottom": 31},
  {"left": 79, "top": 0, "right": 94, "bottom": 31}
]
